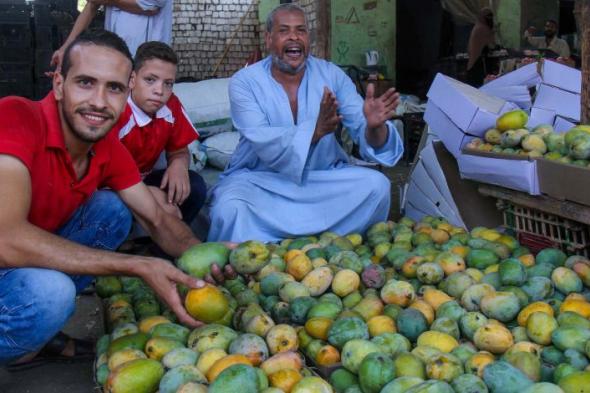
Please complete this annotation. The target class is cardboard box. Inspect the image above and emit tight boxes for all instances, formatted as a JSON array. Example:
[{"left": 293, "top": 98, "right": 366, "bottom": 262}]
[
  {"left": 553, "top": 116, "right": 577, "bottom": 133},
  {"left": 405, "top": 200, "right": 434, "bottom": 223},
  {"left": 409, "top": 160, "right": 465, "bottom": 227},
  {"left": 403, "top": 141, "right": 502, "bottom": 230},
  {"left": 542, "top": 60, "right": 582, "bottom": 94},
  {"left": 538, "top": 159, "right": 590, "bottom": 206},
  {"left": 427, "top": 73, "right": 518, "bottom": 136},
  {"left": 420, "top": 141, "right": 461, "bottom": 215},
  {"left": 457, "top": 149, "right": 540, "bottom": 195},
  {"left": 405, "top": 180, "right": 446, "bottom": 218},
  {"left": 481, "top": 62, "right": 541, "bottom": 90},
  {"left": 479, "top": 85, "right": 532, "bottom": 110},
  {"left": 432, "top": 142, "right": 503, "bottom": 229},
  {"left": 528, "top": 107, "right": 557, "bottom": 129},
  {"left": 424, "top": 101, "right": 474, "bottom": 158},
  {"left": 534, "top": 83, "right": 580, "bottom": 123}
]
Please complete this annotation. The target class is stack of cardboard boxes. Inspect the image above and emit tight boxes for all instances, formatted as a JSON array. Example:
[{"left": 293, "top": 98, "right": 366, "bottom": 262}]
[{"left": 403, "top": 60, "right": 585, "bottom": 225}]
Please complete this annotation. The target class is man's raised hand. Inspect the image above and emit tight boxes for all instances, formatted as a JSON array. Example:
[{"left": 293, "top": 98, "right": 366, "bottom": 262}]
[
  {"left": 363, "top": 83, "right": 400, "bottom": 130},
  {"left": 312, "top": 87, "right": 342, "bottom": 143}
]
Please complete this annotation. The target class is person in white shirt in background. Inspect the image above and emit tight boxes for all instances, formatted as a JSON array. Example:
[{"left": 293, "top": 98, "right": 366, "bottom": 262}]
[
  {"left": 50, "top": 0, "right": 172, "bottom": 71},
  {"left": 524, "top": 19, "right": 575, "bottom": 67}
]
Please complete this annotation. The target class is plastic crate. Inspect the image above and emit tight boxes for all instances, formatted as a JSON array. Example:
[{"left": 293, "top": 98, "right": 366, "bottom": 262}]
[
  {"left": 32, "top": 3, "right": 52, "bottom": 26},
  {"left": 498, "top": 199, "right": 590, "bottom": 257},
  {"left": 0, "top": 3, "right": 30, "bottom": 24},
  {"left": 0, "top": 62, "right": 33, "bottom": 98},
  {"left": 34, "top": 75, "right": 52, "bottom": 99},
  {"left": 34, "top": 48, "right": 53, "bottom": 76},
  {"left": 0, "top": 22, "right": 32, "bottom": 47},
  {"left": 33, "top": 25, "right": 53, "bottom": 49}
]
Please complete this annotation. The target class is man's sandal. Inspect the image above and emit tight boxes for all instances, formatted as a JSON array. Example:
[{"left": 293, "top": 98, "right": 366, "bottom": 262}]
[{"left": 6, "top": 332, "right": 95, "bottom": 372}]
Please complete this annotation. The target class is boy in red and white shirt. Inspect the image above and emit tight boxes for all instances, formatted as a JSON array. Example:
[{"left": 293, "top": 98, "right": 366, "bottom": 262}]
[{"left": 114, "top": 41, "right": 206, "bottom": 225}]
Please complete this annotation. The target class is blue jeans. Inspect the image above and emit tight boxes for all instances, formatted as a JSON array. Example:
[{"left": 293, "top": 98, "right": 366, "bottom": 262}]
[{"left": 0, "top": 191, "right": 132, "bottom": 365}]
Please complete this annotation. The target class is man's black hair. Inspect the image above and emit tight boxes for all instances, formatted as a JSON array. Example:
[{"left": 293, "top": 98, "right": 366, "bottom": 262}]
[
  {"left": 61, "top": 29, "right": 133, "bottom": 77},
  {"left": 134, "top": 41, "right": 178, "bottom": 71},
  {"left": 546, "top": 19, "right": 559, "bottom": 27}
]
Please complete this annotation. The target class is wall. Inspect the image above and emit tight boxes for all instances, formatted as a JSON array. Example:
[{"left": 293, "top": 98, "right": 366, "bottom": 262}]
[
  {"left": 172, "top": 0, "right": 261, "bottom": 80},
  {"left": 495, "top": 0, "right": 522, "bottom": 49},
  {"left": 330, "top": 0, "right": 396, "bottom": 82},
  {"left": 173, "top": 0, "right": 326, "bottom": 80},
  {"left": 494, "top": 0, "right": 560, "bottom": 50}
]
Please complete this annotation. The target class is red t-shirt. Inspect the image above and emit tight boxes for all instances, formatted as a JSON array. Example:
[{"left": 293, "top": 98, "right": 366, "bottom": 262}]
[
  {"left": 0, "top": 93, "right": 141, "bottom": 232},
  {"left": 115, "top": 93, "right": 198, "bottom": 175}
]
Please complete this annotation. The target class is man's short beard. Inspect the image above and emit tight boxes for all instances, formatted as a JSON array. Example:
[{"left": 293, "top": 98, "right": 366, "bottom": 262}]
[
  {"left": 65, "top": 114, "right": 105, "bottom": 143},
  {"left": 272, "top": 55, "right": 307, "bottom": 75}
]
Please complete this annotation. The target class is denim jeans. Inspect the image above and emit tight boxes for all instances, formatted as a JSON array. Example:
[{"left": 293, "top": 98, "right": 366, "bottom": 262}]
[{"left": 0, "top": 190, "right": 132, "bottom": 365}]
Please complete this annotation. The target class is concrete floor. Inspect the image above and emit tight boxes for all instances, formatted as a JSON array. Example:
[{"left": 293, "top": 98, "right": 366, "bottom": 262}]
[
  {"left": 0, "top": 162, "right": 412, "bottom": 393},
  {"left": 2, "top": 295, "right": 103, "bottom": 393}
]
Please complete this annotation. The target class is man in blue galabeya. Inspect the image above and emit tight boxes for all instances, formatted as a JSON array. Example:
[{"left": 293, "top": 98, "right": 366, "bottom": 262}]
[{"left": 208, "top": 3, "right": 404, "bottom": 242}]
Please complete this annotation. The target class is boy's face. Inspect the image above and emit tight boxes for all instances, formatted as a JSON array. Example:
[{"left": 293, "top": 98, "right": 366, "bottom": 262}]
[{"left": 131, "top": 58, "right": 176, "bottom": 115}]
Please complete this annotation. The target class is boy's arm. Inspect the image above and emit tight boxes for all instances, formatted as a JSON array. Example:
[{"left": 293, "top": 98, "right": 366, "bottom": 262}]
[
  {"left": 162, "top": 148, "right": 191, "bottom": 205},
  {"left": 50, "top": 2, "right": 100, "bottom": 72}
]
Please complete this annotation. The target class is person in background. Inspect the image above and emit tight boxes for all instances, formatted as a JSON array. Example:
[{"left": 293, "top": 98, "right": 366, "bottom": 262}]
[
  {"left": 466, "top": 7, "right": 495, "bottom": 87},
  {"left": 112, "top": 41, "right": 206, "bottom": 227},
  {"left": 207, "top": 4, "right": 404, "bottom": 242},
  {"left": 50, "top": 0, "right": 172, "bottom": 71},
  {"left": 524, "top": 19, "right": 574, "bottom": 66}
]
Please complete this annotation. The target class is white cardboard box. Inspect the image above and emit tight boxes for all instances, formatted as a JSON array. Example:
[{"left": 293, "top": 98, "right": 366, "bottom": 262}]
[
  {"left": 528, "top": 107, "right": 557, "bottom": 129},
  {"left": 481, "top": 62, "right": 541, "bottom": 90},
  {"left": 419, "top": 141, "right": 461, "bottom": 215},
  {"left": 542, "top": 60, "right": 582, "bottom": 94},
  {"left": 410, "top": 160, "right": 465, "bottom": 227},
  {"left": 405, "top": 181, "right": 446, "bottom": 218},
  {"left": 535, "top": 83, "right": 581, "bottom": 122},
  {"left": 427, "top": 73, "right": 517, "bottom": 136},
  {"left": 479, "top": 85, "right": 532, "bottom": 110},
  {"left": 553, "top": 116, "right": 577, "bottom": 133},
  {"left": 424, "top": 101, "right": 474, "bottom": 159},
  {"left": 457, "top": 152, "right": 540, "bottom": 195},
  {"left": 404, "top": 200, "right": 433, "bottom": 224}
]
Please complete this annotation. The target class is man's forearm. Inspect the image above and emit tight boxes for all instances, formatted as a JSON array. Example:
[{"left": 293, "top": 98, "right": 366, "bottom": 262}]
[
  {"left": 0, "top": 221, "right": 147, "bottom": 276},
  {"left": 365, "top": 123, "right": 389, "bottom": 149},
  {"left": 143, "top": 211, "right": 200, "bottom": 257}
]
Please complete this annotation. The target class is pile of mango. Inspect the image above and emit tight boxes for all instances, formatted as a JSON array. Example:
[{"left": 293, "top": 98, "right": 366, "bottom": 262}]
[
  {"left": 94, "top": 274, "right": 332, "bottom": 392},
  {"left": 465, "top": 109, "right": 590, "bottom": 166},
  {"left": 95, "top": 215, "right": 590, "bottom": 393}
]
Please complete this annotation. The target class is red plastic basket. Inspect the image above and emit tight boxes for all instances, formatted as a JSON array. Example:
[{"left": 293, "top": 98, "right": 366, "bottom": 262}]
[{"left": 498, "top": 199, "right": 590, "bottom": 257}]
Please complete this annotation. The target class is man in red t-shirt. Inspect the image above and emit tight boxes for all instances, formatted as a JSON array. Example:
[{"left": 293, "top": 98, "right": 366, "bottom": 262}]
[
  {"left": 0, "top": 30, "right": 230, "bottom": 369},
  {"left": 114, "top": 41, "right": 206, "bottom": 226}
]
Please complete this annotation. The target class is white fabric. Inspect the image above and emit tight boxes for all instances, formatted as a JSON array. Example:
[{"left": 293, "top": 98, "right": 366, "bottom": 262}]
[
  {"left": 172, "top": 79, "right": 233, "bottom": 138},
  {"left": 201, "top": 131, "right": 240, "bottom": 171},
  {"left": 104, "top": 0, "right": 172, "bottom": 56}
]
